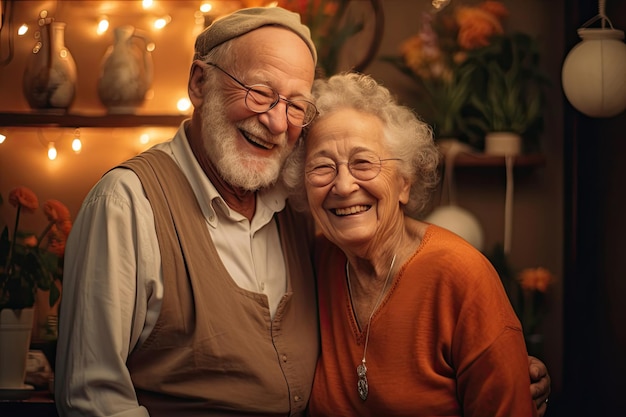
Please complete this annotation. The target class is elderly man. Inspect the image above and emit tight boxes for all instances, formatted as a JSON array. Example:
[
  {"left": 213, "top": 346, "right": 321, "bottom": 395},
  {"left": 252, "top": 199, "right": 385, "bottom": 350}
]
[{"left": 55, "top": 6, "right": 550, "bottom": 417}]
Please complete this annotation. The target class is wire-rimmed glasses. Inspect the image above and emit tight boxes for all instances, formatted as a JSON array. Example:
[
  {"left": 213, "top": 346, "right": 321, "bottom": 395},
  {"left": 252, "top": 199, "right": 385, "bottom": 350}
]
[
  {"left": 205, "top": 62, "right": 318, "bottom": 127},
  {"left": 305, "top": 151, "right": 401, "bottom": 187}
]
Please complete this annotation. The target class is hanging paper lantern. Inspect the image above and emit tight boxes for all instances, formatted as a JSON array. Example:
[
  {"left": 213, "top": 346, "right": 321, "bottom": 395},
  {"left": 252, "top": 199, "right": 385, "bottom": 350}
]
[
  {"left": 425, "top": 205, "right": 485, "bottom": 251},
  {"left": 562, "top": 28, "right": 626, "bottom": 118}
]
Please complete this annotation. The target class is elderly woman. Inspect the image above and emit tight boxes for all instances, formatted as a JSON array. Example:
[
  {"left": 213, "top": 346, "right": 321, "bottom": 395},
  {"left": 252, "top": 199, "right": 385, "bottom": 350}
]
[{"left": 284, "top": 72, "right": 539, "bottom": 416}]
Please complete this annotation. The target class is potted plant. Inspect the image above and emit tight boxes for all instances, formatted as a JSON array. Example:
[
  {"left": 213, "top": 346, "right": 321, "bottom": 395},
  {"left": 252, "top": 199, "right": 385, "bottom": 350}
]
[
  {"left": 381, "top": 0, "right": 510, "bottom": 143},
  {"left": 0, "top": 187, "right": 71, "bottom": 389},
  {"left": 464, "top": 32, "right": 549, "bottom": 155}
]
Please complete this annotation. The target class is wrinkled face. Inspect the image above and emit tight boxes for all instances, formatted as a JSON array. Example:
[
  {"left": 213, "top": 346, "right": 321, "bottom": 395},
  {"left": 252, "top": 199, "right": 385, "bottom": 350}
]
[
  {"left": 200, "top": 27, "right": 316, "bottom": 191},
  {"left": 304, "top": 108, "right": 411, "bottom": 251}
]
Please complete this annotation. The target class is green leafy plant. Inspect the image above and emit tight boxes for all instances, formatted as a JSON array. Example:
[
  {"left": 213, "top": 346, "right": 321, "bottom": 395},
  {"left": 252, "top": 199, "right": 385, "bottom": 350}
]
[
  {"left": 383, "top": 1, "right": 548, "bottom": 151},
  {"left": 0, "top": 187, "right": 71, "bottom": 311},
  {"left": 277, "top": 0, "right": 382, "bottom": 77},
  {"left": 464, "top": 32, "right": 549, "bottom": 151},
  {"left": 382, "top": 0, "right": 510, "bottom": 140},
  {"left": 383, "top": 54, "right": 476, "bottom": 139}
]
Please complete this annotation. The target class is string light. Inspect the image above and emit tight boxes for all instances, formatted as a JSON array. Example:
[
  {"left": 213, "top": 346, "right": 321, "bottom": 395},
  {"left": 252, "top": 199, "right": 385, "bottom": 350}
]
[
  {"left": 0, "top": 133, "right": 6, "bottom": 144},
  {"left": 48, "top": 142, "right": 57, "bottom": 161},
  {"left": 153, "top": 16, "right": 171, "bottom": 30},
  {"left": 71, "top": 128, "right": 82, "bottom": 153},
  {"left": 139, "top": 133, "right": 150, "bottom": 145},
  {"left": 97, "top": 16, "right": 109, "bottom": 35},
  {"left": 200, "top": 3, "right": 213, "bottom": 13},
  {"left": 177, "top": 97, "right": 191, "bottom": 113},
  {"left": 18, "top": 24, "right": 29, "bottom": 36}
]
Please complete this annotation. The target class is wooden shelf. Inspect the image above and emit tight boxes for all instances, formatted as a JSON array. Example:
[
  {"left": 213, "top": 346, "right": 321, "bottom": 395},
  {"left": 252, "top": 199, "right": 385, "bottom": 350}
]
[
  {"left": 449, "top": 152, "right": 545, "bottom": 168},
  {"left": 0, "top": 112, "right": 186, "bottom": 128}
]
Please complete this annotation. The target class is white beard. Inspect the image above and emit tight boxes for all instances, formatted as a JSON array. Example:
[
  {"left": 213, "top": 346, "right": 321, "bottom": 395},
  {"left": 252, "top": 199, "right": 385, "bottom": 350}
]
[{"left": 200, "top": 88, "right": 290, "bottom": 191}]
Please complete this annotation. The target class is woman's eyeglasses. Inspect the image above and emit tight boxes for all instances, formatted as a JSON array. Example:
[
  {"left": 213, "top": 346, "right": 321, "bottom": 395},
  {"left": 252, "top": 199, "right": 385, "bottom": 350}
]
[{"left": 305, "top": 151, "right": 401, "bottom": 187}]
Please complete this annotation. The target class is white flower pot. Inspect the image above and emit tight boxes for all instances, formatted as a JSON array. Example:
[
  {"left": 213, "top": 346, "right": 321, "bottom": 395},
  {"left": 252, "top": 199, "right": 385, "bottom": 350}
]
[
  {"left": 0, "top": 308, "right": 34, "bottom": 389},
  {"left": 484, "top": 131, "right": 522, "bottom": 156}
]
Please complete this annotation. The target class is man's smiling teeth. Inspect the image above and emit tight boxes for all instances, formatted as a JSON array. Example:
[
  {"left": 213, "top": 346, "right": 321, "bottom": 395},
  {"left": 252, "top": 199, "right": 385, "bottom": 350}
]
[
  {"left": 334, "top": 205, "right": 370, "bottom": 216},
  {"left": 244, "top": 132, "right": 275, "bottom": 149}
]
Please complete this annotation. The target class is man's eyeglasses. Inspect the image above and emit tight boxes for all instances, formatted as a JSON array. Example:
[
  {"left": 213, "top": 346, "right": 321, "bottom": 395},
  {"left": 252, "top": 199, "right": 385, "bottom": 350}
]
[
  {"left": 305, "top": 151, "right": 401, "bottom": 187},
  {"left": 205, "top": 62, "right": 318, "bottom": 128}
]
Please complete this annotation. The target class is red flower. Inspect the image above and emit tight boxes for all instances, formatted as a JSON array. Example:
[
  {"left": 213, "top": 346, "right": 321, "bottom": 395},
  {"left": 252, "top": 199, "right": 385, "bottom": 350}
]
[
  {"left": 46, "top": 224, "right": 70, "bottom": 257},
  {"left": 517, "top": 267, "right": 555, "bottom": 293},
  {"left": 43, "top": 199, "right": 71, "bottom": 223},
  {"left": 8, "top": 186, "right": 39, "bottom": 213}
]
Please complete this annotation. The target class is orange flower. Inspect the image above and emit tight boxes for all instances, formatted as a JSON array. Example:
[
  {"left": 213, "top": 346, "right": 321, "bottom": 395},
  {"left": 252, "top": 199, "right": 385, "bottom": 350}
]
[
  {"left": 455, "top": 6, "right": 504, "bottom": 50},
  {"left": 22, "top": 235, "right": 39, "bottom": 248},
  {"left": 401, "top": 34, "right": 450, "bottom": 80},
  {"left": 56, "top": 219, "right": 73, "bottom": 237},
  {"left": 43, "top": 199, "right": 71, "bottom": 223},
  {"left": 517, "top": 267, "right": 554, "bottom": 293},
  {"left": 8, "top": 186, "right": 39, "bottom": 213}
]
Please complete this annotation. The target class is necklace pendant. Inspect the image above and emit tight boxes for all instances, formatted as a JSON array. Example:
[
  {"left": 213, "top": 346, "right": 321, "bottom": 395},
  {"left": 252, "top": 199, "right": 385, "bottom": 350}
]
[{"left": 357, "top": 362, "right": 368, "bottom": 400}]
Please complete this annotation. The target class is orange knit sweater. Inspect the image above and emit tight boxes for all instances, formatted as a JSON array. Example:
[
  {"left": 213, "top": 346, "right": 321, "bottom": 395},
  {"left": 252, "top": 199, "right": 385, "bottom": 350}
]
[{"left": 309, "top": 225, "right": 537, "bottom": 417}]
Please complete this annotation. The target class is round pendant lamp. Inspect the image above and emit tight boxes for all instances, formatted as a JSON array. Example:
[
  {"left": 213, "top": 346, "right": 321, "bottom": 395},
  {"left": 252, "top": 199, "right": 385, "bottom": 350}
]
[
  {"left": 561, "top": 0, "right": 626, "bottom": 118},
  {"left": 425, "top": 141, "right": 485, "bottom": 251}
]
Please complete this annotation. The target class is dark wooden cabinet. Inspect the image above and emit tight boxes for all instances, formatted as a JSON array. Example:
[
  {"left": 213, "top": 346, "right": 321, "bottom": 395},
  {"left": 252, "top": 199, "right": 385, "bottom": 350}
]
[{"left": 0, "top": 112, "right": 186, "bottom": 128}]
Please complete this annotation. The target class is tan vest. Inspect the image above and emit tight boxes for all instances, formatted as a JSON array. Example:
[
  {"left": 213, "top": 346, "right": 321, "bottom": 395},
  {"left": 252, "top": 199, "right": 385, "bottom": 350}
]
[{"left": 120, "top": 149, "right": 319, "bottom": 416}]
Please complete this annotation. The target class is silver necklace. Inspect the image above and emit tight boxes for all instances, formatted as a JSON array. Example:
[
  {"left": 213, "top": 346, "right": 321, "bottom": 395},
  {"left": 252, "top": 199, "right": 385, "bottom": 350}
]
[{"left": 346, "top": 254, "right": 396, "bottom": 401}]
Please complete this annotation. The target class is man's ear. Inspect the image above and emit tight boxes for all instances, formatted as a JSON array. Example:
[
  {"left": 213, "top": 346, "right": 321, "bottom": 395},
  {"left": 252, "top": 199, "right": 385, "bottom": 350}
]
[{"left": 188, "top": 60, "right": 206, "bottom": 106}]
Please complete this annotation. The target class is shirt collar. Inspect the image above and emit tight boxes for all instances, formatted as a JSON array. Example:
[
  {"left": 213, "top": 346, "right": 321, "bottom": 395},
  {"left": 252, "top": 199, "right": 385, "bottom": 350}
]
[{"left": 155, "top": 122, "right": 288, "bottom": 228}]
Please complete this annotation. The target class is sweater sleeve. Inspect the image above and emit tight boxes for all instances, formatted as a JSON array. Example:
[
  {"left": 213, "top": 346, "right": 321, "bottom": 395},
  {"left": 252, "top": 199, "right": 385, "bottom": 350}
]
[{"left": 446, "top": 244, "right": 537, "bottom": 417}]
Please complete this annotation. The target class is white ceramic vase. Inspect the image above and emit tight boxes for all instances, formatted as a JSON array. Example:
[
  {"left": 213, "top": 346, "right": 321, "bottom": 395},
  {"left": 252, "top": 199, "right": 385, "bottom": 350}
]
[
  {"left": 98, "top": 25, "right": 154, "bottom": 114},
  {"left": 484, "top": 131, "right": 522, "bottom": 156},
  {"left": 22, "top": 21, "right": 77, "bottom": 111}
]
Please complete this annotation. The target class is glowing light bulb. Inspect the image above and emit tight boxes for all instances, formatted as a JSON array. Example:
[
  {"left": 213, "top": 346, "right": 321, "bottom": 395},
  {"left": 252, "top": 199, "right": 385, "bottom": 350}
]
[
  {"left": 97, "top": 17, "right": 109, "bottom": 35},
  {"left": 0, "top": 133, "right": 6, "bottom": 143},
  {"left": 48, "top": 142, "right": 57, "bottom": 160},
  {"left": 18, "top": 24, "right": 29, "bottom": 36},
  {"left": 200, "top": 3, "right": 213, "bottom": 13},
  {"left": 140, "top": 133, "right": 150, "bottom": 145},
  {"left": 72, "top": 138, "right": 82, "bottom": 153},
  {"left": 177, "top": 98, "right": 191, "bottom": 113},
  {"left": 142, "top": 0, "right": 154, "bottom": 9},
  {"left": 154, "top": 16, "right": 171, "bottom": 30}
]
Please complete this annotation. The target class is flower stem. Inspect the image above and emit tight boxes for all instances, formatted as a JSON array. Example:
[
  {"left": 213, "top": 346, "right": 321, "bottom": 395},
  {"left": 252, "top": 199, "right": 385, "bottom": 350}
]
[
  {"left": 4, "top": 204, "right": 21, "bottom": 274},
  {"left": 36, "top": 221, "right": 55, "bottom": 250}
]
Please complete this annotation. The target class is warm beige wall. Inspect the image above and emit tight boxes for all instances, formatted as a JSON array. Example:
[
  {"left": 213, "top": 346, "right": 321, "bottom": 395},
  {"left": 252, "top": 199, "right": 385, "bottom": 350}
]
[{"left": 0, "top": 0, "right": 565, "bottom": 392}]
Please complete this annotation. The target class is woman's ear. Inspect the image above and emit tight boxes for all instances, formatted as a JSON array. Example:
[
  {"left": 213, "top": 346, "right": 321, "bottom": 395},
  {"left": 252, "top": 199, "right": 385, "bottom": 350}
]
[
  {"left": 188, "top": 60, "right": 206, "bottom": 106},
  {"left": 399, "top": 175, "right": 411, "bottom": 205}
]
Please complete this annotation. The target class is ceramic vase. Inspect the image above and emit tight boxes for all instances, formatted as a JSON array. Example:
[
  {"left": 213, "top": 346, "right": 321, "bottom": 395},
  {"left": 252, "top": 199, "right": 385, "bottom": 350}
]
[
  {"left": 97, "top": 25, "right": 153, "bottom": 114},
  {"left": 22, "top": 21, "right": 77, "bottom": 111},
  {"left": 484, "top": 131, "right": 522, "bottom": 156},
  {"left": 0, "top": 308, "right": 34, "bottom": 389}
]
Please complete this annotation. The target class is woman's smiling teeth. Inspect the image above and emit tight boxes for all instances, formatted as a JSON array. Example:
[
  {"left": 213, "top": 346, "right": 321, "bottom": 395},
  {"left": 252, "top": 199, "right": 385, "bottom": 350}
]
[{"left": 333, "top": 205, "right": 371, "bottom": 216}]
